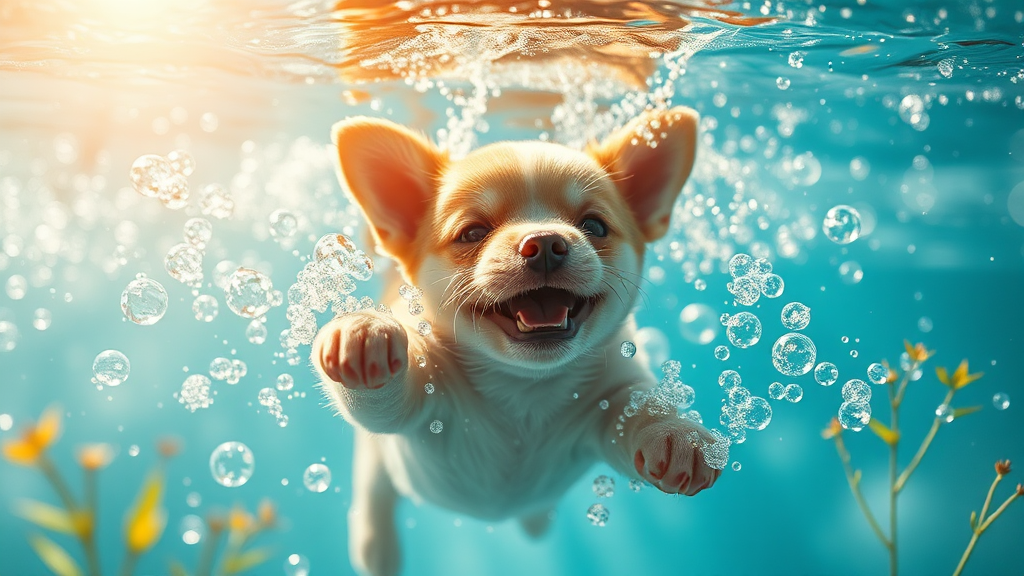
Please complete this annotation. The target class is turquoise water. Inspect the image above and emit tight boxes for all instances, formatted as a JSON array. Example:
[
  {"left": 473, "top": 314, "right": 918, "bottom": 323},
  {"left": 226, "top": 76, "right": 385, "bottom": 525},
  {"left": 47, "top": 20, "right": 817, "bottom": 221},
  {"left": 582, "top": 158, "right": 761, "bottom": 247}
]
[{"left": 1, "top": 0, "right": 1023, "bottom": 574}]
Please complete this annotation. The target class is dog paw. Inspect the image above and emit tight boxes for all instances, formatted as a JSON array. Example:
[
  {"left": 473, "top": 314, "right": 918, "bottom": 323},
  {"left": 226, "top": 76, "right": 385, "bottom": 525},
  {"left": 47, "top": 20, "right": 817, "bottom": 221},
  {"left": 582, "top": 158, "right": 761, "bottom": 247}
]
[
  {"left": 318, "top": 310, "right": 408, "bottom": 389},
  {"left": 632, "top": 420, "right": 722, "bottom": 496}
]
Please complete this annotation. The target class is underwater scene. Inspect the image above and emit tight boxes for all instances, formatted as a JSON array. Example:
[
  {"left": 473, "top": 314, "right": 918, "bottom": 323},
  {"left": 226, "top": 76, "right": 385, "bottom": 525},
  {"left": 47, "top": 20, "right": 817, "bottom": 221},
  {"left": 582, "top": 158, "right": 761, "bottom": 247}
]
[{"left": 1, "top": 0, "right": 1023, "bottom": 574}]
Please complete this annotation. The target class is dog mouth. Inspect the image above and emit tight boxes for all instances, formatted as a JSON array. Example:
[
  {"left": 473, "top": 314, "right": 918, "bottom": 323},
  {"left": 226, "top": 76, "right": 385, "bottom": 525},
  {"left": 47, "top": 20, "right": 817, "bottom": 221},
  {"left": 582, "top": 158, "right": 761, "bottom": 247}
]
[{"left": 482, "top": 287, "right": 600, "bottom": 342}]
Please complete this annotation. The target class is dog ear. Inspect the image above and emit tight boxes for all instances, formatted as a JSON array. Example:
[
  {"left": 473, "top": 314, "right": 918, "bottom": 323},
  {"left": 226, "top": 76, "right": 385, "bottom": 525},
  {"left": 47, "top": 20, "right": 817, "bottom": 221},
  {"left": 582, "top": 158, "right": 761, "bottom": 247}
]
[
  {"left": 587, "top": 107, "right": 698, "bottom": 242},
  {"left": 331, "top": 117, "right": 447, "bottom": 260}
]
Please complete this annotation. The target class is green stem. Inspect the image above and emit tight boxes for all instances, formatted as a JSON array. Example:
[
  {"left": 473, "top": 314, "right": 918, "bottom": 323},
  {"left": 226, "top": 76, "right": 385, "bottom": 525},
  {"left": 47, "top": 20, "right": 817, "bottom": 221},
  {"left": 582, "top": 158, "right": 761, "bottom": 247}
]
[
  {"left": 37, "top": 457, "right": 78, "bottom": 511},
  {"left": 888, "top": 378, "right": 900, "bottom": 576},
  {"left": 953, "top": 478, "right": 1018, "bottom": 576},
  {"left": 119, "top": 551, "right": 139, "bottom": 576},
  {"left": 38, "top": 457, "right": 101, "bottom": 576},
  {"left": 834, "top": 435, "right": 890, "bottom": 547},
  {"left": 195, "top": 526, "right": 223, "bottom": 576},
  {"left": 894, "top": 389, "right": 954, "bottom": 493},
  {"left": 81, "top": 469, "right": 102, "bottom": 576}
]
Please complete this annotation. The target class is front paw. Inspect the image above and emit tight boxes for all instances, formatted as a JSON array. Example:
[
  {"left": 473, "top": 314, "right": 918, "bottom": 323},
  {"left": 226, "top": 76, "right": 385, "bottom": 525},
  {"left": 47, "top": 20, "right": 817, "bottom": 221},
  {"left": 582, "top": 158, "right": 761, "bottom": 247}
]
[
  {"left": 633, "top": 420, "right": 722, "bottom": 496},
  {"left": 318, "top": 310, "right": 408, "bottom": 389}
]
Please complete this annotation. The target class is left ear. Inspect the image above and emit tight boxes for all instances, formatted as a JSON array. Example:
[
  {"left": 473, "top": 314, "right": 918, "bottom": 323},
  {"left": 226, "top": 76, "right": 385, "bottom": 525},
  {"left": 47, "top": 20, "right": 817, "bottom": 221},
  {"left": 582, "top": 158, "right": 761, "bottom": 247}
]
[{"left": 587, "top": 107, "right": 698, "bottom": 242}]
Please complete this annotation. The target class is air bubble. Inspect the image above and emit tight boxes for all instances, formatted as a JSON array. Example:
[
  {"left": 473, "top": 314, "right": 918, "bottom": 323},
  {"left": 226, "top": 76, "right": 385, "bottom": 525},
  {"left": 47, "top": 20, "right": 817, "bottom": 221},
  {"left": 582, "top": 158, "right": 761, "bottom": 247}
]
[
  {"left": 93, "top": 350, "right": 130, "bottom": 387},
  {"left": 429, "top": 419, "right": 443, "bottom": 433},
  {"left": 993, "top": 393, "right": 1010, "bottom": 410},
  {"left": 839, "top": 401, "right": 871, "bottom": 431},
  {"left": 867, "top": 363, "right": 889, "bottom": 385},
  {"left": 303, "top": 463, "right": 332, "bottom": 493},
  {"left": 592, "top": 475, "right": 615, "bottom": 497},
  {"left": 586, "top": 503, "right": 609, "bottom": 526},
  {"left": 726, "top": 312, "right": 761, "bottom": 349},
  {"left": 814, "top": 362, "right": 839, "bottom": 386},
  {"left": 714, "top": 345, "right": 730, "bottom": 361},
  {"left": 192, "top": 295, "right": 219, "bottom": 322},
  {"left": 121, "top": 277, "right": 168, "bottom": 325},
  {"left": 209, "top": 441, "right": 254, "bottom": 487},
  {"left": 772, "top": 333, "right": 816, "bottom": 376},
  {"left": 620, "top": 341, "right": 636, "bottom": 358},
  {"left": 780, "top": 302, "right": 811, "bottom": 330},
  {"left": 822, "top": 205, "right": 862, "bottom": 245}
]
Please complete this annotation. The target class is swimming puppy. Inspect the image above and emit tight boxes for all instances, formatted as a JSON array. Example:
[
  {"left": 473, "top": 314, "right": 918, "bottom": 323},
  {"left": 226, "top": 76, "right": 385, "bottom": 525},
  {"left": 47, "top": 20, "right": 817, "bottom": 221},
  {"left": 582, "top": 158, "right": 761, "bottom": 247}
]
[{"left": 314, "top": 107, "right": 722, "bottom": 576}]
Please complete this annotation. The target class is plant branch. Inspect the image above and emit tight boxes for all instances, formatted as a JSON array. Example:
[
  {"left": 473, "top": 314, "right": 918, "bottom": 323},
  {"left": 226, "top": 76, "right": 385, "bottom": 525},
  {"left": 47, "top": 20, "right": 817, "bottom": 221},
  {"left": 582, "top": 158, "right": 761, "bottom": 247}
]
[
  {"left": 978, "top": 474, "right": 1002, "bottom": 525},
  {"left": 953, "top": 475, "right": 1019, "bottom": 576},
  {"left": 834, "top": 435, "right": 890, "bottom": 547},
  {"left": 894, "top": 389, "right": 954, "bottom": 493}
]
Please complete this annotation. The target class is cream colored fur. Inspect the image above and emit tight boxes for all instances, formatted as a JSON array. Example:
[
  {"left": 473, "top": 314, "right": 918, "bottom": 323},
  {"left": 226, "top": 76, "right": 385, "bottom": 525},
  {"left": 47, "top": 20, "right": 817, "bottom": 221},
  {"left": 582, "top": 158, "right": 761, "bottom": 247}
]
[{"left": 312, "top": 108, "right": 720, "bottom": 576}]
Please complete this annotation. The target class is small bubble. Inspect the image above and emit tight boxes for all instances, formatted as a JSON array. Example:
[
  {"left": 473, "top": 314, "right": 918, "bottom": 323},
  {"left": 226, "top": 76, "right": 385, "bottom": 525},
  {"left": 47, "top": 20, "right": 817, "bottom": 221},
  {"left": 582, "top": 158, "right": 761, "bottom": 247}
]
[
  {"left": 620, "top": 341, "right": 637, "bottom": 358},
  {"left": 121, "top": 277, "right": 169, "bottom": 325},
  {"left": 776, "top": 76, "right": 791, "bottom": 90},
  {"left": 784, "top": 384, "right": 804, "bottom": 403},
  {"left": 128, "top": 444, "right": 140, "bottom": 457},
  {"left": 935, "top": 404, "right": 954, "bottom": 424},
  {"left": 838, "top": 401, "right": 871, "bottom": 431},
  {"left": 772, "top": 333, "right": 816, "bottom": 376},
  {"left": 788, "top": 51, "right": 805, "bottom": 68},
  {"left": 714, "top": 345, "right": 730, "bottom": 361},
  {"left": 93, "top": 350, "right": 130, "bottom": 387},
  {"left": 32, "top": 308, "right": 52, "bottom": 331},
  {"left": 303, "top": 463, "right": 332, "bottom": 493},
  {"left": 726, "top": 312, "right": 762, "bottom": 349},
  {"left": 276, "top": 374, "right": 294, "bottom": 391},
  {"left": 209, "top": 441, "right": 254, "bottom": 487},
  {"left": 867, "top": 363, "right": 888, "bottom": 384},
  {"left": 917, "top": 316, "right": 933, "bottom": 333},
  {"left": 628, "top": 479, "right": 643, "bottom": 492},
  {"left": 839, "top": 261, "right": 863, "bottom": 285},
  {"left": 586, "top": 503, "right": 609, "bottom": 526},
  {"left": 780, "top": 302, "right": 810, "bottom": 330},
  {"left": 768, "top": 382, "right": 785, "bottom": 400},
  {"left": 269, "top": 209, "right": 299, "bottom": 240},
  {"left": 731, "top": 461, "right": 742, "bottom": 472},
  {"left": 993, "top": 393, "right": 1010, "bottom": 411},
  {"left": 599, "top": 399, "right": 609, "bottom": 410},
  {"left": 192, "top": 295, "right": 219, "bottom": 322},
  {"left": 417, "top": 321, "right": 432, "bottom": 336},
  {"left": 416, "top": 355, "right": 427, "bottom": 368},
  {"left": 842, "top": 379, "right": 871, "bottom": 403},
  {"left": 246, "top": 319, "right": 268, "bottom": 344},
  {"left": 424, "top": 382, "right": 434, "bottom": 394},
  {"left": 284, "top": 553, "right": 310, "bottom": 576},
  {"left": 592, "top": 475, "right": 615, "bottom": 497},
  {"left": 429, "top": 419, "right": 443, "bottom": 434},
  {"left": 823, "top": 205, "right": 862, "bottom": 245}
]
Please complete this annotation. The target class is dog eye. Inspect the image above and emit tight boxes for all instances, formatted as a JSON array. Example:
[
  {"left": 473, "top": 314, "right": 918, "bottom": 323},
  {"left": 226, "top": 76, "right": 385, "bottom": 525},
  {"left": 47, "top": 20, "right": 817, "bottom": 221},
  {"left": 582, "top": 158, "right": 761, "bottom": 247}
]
[
  {"left": 458, "top": 225, "right": 490, "bottom": 243},
  {"left": 579, "top": 217, "right": 608, "bottom": 238}
]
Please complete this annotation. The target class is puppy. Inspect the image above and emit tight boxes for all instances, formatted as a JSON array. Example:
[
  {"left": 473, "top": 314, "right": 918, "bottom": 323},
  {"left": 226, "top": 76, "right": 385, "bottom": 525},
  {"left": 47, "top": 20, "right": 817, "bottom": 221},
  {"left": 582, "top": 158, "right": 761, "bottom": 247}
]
[{"left": 313, "top": 107, "right": 722, "bottom": 576}]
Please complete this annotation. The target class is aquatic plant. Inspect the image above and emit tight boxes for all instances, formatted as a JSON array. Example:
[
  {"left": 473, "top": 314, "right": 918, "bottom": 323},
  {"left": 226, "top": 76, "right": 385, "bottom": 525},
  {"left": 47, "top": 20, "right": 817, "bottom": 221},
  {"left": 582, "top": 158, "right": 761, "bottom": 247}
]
[
  {"left": 952, "top": 460, "right": 1023, "bottom": 576},
  {"left": 822, "top": 341, "right": 1007, "bottom": 576},
  {"left": 2, "top": 406, "right": 277, "bottom": 576}
]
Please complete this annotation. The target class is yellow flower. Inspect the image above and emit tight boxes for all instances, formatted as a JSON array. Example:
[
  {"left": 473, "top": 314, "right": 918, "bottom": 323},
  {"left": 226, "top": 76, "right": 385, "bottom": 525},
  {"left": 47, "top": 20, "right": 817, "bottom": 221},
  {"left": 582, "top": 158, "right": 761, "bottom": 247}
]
[
  {"left": 821, "top": 417, "right": 843, "bottom": 440},
  {"left": 257, "top": 499, "right": 277, "bottom": 528},
  {"left": 77, "top": 444, "right": 114, "bottom": 471},
  {"left": 2, "top": 406, "right": 62, "bottom": 466},
  {"left": 995, "top": 460, "right": 1012, "bottom": 476},
  {"left": 904, "top": 340, "right": 934, "bottom": 363},
  {"left": 125, "top": 471, "right": 166, "bottom": 553},
  {"left": 936, "top": 360, "right": 983, "bottom": 390},
  {"left": 229, "top": 506, "right": 254, "bottom": 533}
]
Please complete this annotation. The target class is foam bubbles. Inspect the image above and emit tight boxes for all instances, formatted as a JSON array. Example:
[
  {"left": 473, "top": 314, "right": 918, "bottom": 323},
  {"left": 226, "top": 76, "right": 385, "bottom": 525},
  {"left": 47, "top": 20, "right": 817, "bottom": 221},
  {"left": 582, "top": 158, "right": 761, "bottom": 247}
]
[
  {"left": 725, "top": 312, "right": 762, "bottom": 349},
  {"left": 814, "top": 362, "right": 839, "bottom": 386},
  {"left": 209, "top": 441, "right": 255, "bottom": 487},
  {"left": 780, "top": 302, "right": 810, "bottom": 330},
  {"left": 772, "top": 333, "right": 816, "bottom": 376},
  {"left": 92, "top": 350, "right": 130, "bottom": 387},
  {"left": 303, "top": 463, "right": 332, "bottom": 493},
  {"left": 822, "top": 205, "right": 862, "bottom": 245},
  {"left": 178, "top": 374, "right": 214, "bottom": 412},
  {"left": 121, "top": 276, "right": 168, "bottom": 325}
]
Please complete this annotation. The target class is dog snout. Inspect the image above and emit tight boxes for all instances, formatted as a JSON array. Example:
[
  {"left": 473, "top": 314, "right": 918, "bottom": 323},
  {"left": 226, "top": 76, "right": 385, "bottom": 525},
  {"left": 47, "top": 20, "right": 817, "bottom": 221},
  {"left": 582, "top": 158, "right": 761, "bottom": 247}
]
[{"left": 518, "top": 232, "right": 568, "bottom": 273}]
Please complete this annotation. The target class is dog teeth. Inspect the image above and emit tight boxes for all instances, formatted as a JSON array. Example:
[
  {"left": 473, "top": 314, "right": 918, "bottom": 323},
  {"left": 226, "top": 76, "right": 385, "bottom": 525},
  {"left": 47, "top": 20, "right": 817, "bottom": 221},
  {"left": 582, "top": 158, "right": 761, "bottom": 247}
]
[{"left": 517, "top": 318, "right": 534, "bottom": 333}]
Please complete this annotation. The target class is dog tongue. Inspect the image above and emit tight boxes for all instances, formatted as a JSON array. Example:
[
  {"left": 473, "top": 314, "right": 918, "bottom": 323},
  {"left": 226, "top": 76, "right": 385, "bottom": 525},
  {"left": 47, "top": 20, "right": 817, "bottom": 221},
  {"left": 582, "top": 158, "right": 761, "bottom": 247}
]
[{"left": 510, "top": 290, "right": 573, "bottom": 328}]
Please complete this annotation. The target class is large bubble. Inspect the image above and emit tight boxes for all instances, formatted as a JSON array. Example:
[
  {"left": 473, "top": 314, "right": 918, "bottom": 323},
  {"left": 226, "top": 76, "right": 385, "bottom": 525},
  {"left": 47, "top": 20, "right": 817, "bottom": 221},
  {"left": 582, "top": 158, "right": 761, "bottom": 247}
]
[
  {"left": 225, "top": 268, "right": 274, "bottom": 319},
  {"left": 209, "top": 441, "right": 255, "bottom": 487},
  {"left": 120, "top": 276, "right": 168, "bottom": 325},
  {"left": 772, "top": 333, "right": 816, "bottom": 376},
  {"left": 92, "top": 350, "right": 130, "bottom": 387},
  {"left": 725, "top": 312, "right": 761, "bottom": 348},
  {"left": 822, "top": 205, "right": 862, "bottom": 245}
]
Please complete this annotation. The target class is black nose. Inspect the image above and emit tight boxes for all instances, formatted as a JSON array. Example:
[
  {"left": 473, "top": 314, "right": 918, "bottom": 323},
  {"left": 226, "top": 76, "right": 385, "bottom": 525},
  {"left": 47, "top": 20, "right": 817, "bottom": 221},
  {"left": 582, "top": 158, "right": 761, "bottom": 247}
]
[{"left": 519, "top": 232, "right": 569, "bottom": 273}]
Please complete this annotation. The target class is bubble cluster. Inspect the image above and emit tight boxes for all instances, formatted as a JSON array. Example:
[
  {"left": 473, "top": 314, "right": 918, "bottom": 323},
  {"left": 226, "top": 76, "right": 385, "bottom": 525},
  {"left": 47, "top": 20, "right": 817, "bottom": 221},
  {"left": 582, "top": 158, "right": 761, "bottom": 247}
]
[
  {"left": 772, "top": 333, "right": 816, "bottom": 376},
  {"left": 814, "top": 362, "right": 839, "bottom": 386},
  {"left": 121, "top": 275, "right": 169, "bottom": 325},
  {"left": 92, "top": 350, "right": 130, "bottom": 387},
  {"left": 399, "top": 284, "right": 425, "bottom": 316},
  {"left": 209, "top": 441, "right": 255, "bottom": 487},
  {"left": 303, "top": 463, "right": 332, "bottom": 493},
  {"left": 592, "top": 475, "right": 614, "bottom": 498},
  {"left": 258, "top": 387, "right": 289, "bottom": 427},
  {"left": 586, "top": 503, "right": 609, "bottom": 526},
  {"left": 780, "top": 302, "right": 810, "bottom": 330},
  {"left": 178, "top": 374, "right": 214, "bottom": 412},
  {"left": 822, "top": 205, "right": 862, "bottom": 245},
  {"left": 716, "top": 369, "right": 772, "bottom": 436},
  {"left": 725, "top": 312, "right": 762, "bottom": 349}
]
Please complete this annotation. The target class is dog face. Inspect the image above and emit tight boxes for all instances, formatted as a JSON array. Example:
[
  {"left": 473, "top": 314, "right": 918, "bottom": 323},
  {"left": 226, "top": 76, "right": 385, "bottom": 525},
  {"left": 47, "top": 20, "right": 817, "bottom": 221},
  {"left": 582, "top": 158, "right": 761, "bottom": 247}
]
[{"left": 332, "top": 108, "right": 697, "bottom": 372}]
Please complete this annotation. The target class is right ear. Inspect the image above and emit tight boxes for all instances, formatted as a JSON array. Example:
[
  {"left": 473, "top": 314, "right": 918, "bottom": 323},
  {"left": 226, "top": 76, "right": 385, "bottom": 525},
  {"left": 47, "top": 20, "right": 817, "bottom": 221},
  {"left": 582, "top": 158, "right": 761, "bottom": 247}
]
[{"left": 331, "top": 117, "right": 447, "bottom": 260}]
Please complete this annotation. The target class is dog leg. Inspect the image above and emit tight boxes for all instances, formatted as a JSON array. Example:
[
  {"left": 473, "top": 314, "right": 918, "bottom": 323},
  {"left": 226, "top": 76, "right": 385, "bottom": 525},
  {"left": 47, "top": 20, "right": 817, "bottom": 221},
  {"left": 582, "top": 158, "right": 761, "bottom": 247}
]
[{"left": 349, "top": 429, "right": 401, "bottom": 576}]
